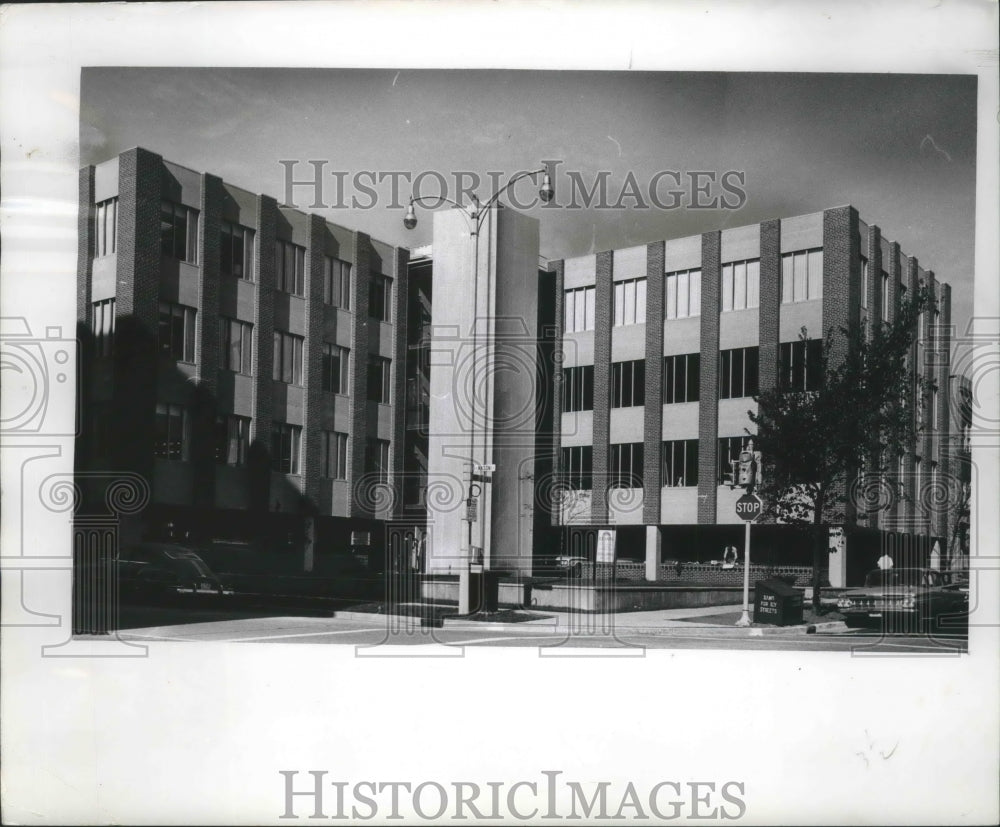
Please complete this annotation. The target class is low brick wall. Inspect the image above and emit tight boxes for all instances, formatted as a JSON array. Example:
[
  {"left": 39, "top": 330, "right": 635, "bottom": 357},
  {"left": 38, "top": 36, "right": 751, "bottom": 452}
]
[
  {"left": 527, "top": 583, "right": 749, "bottom": 613},
  {"left": 582, "top": 562, "right": 813, "bottom": 587}
]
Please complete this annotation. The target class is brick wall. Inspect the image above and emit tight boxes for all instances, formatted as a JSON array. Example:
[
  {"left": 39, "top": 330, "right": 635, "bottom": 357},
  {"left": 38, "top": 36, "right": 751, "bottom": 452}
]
[
  {"left": 250, "top": 194, "right": 278, "bottom": 514},
  {"left": 550, "top": 259, "right": 565, "bottom": 527},
  {"left": 935, "top": 283, "right": 952, "bottom": 540},
  {"left": 192, "top": 173, "right": 223, "bottom": 507},
  {"left": 348, "top": 231, "right": 372, "bottom": 518},
  {"left": 822, "top": 206, "right": 860, "bottom": 525},
  {"left": 113, "top": 148, "right": 162, "bottom": 485},
  {"left": 901, "top": 255, "right": 919, "bottom": 529},
  {"left": 391, "top": 245, "right": 410, "bottom": 517},
  {"left": 758, "top": 219, "right": 781, "bottom": 394},
  {"left": 697, "top": 231, "right": 721, "bottom": 524},
  {"left": 76, "top": 166, "right": 96, "bottom": 472},
  {"left": 590, "top": 250, "right": 613, "bottom": 525},
  {"left": 642, "top": 241, "right": 665, "bottom": 522},
  {"left": 302, "top": 214, "right": 327, "bottom": 512}
]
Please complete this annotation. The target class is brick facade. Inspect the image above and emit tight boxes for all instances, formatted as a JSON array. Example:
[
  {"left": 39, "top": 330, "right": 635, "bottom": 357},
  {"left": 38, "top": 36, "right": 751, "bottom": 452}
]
[
  {"left": 696, "top": 231, "right": 721, "bottom": 524},
  {"left": 590, "top": 250, "right": 613, "bottom": 525},
  {"left": 643, "top": 241, "right": 665, "bottom": 522}
]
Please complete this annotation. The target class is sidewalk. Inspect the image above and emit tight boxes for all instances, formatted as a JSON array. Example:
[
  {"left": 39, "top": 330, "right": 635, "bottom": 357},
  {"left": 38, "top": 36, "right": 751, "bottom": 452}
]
[{"left": 336, "top": 602, "right": 847, "bottom": 637}]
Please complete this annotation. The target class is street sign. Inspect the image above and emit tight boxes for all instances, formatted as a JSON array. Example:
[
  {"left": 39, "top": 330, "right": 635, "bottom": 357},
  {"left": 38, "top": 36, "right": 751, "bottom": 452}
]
[
  {"left": 475, "top": 464, "right": 496, "bottom": 473},
  {"left": 735, "top": 494, "right": 763, "bottom": 522}
]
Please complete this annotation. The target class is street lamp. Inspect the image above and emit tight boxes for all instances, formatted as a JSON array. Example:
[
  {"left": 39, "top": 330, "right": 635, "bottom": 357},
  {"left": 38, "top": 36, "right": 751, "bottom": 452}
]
[{"left": 403, "top": 166, "right": 553, "bottom": 613}]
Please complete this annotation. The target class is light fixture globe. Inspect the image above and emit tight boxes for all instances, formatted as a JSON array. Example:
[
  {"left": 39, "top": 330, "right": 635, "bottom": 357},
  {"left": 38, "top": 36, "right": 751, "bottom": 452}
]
[
  {"left": 403, "top": 203, "right": 417, "bottom": 230},
  {"left": 539, "top": 172, "right": 554, "bottom": 203}
]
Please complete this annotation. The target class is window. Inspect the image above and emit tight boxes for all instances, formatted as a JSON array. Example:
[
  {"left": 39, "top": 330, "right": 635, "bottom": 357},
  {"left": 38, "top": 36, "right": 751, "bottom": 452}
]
[
  {"left": 881, "top": 271, "right": 890, "bottom": 322},
  {"left": 272, "top": 331, "right": 304, "bottom": 385},
  {"left": 779, "top": 339, "right": 824, "bottom": 392},
  {"left": 92, "top": 298, "right": 115, "bottom": 358},
  {"left": 275, "top": 240, "right": 305, "bottom": 296},
  {"left": 563, "top": 365, "right": 594, "bottom": 412},
  {"left": 367, "top": 356, "right": 391, "bottom": 404},
  {"left": 365, "top": 438, "right": 390, "bottom": 485},
  {"left": 610, "top": 442, "right": 644, "bottom": 488},
  {"left": 781, "top": 249, "right": 823, "bottom": 304},
  {"left": 719, "top": 347, "right": 759, "bottom": 399},
  {"left": 611, "top": 360, "right": 645, "bottom": 408},
  {"left": 215, "top": 414, "right": 250, "bottom": 466},
  {"left": 722, "top": 258, "right": 760, "bottom": 311},
  {"left": 154, "top": 403, "right": 188, "bottom": 461},
  {"left": 564, "top": 286, "right": 596, "bottom": 333},
  {"left": 322, "top": 431, "right": 349, "bottom": 480},
  {"left": 665, "top": 268, "right": 701, "bottom": 320},
  {"left": 860, "top": 256, "right": 869, "bottom": 309},
  {"left": 662, "top": 439, "right": 698, "bottom": 487},
  {"left": 218, "top": 318, "right": 253, "bottom": 375},
  {"left": 613, "top": 278, "right": 647, "bottom": 326},
  {"left": 368, "top": 275, "right": 392, "bottom": 322},
  {"left": 322, "top": 344, "right": 349, "bottom": 394},
  {"left": 663, "top": 353, "right": 700, "bottom": 404},
  {"left": 160, "top": 200, "right": 198, "bottom": 263},
  {"left": 324, "top": 257, "right": 351, "bottom": 308},
  {"left": 719, "top": 436, "right": 753, "bottom": 485},
  {"left": 271, "top": 423, "right": 302, "bottom": 474},
  {"left": 158, "top": 302, "right": 196, "bottom": 363},
  {"left": 220, "top": 221, "right": 254, "bottom": 280},
  {"left": 560, "top": 445, "right": 593, "bottom": 490},
  {"left": 95, "top": 198, "right": 117, "bottom": 257}
]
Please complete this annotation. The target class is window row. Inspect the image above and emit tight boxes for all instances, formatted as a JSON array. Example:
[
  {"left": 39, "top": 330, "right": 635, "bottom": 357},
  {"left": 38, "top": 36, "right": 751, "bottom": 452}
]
[
  {"left": 92, "top": 298, "right": 115, "bottom": 358},
  {"left": 666, "top": 269, "right": 701, "bottom": 319},
  {"left": 613, "top": 278, "right": 647, "bottom": 326},
  {"left": 560, "top": 440, "right": 700, "bottom": 491},
  {"left": 721, "top": 259, "right": 761, "bottom": 312},
  {"left": 161, "top": 201, "right": 199, "bottom": 263},
  {"left": 781, "top": 249, "right": 823, "bottom": 303},
  {"left": 158, "top": 302, "right": 196, "bottom": 363},
  {"left": 719, "top": 347, "right": 759, "bottom": 400},
  {"left": 780, "top": 339, "right": 824, "bottom": 392},
  {"left": 95, "top": 198, "right": 118, "bottom": 258}
]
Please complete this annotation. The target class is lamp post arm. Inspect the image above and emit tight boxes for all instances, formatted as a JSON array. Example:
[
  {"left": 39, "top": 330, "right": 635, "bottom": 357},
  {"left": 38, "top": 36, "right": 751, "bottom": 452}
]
[{"left": 473, "top": 167, "right": 548, "bottom": 234}]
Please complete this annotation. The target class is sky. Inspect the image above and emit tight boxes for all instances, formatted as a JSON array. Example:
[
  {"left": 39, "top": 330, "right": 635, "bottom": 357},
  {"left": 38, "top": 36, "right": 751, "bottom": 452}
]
[{"left": 80, "top": 68, "right": 978, "bottom": 337}]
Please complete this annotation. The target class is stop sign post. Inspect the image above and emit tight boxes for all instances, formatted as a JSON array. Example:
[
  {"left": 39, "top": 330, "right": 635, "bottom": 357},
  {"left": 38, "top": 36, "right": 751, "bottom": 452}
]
[{"left": 734, "top": 494, "right": 763, "bottom": 626}]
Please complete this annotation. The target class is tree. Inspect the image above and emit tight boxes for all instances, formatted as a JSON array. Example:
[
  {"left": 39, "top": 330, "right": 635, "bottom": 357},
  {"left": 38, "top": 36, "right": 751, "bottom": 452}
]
[{"left": 749, "top": 286, "right": 933, "bottom": 612}]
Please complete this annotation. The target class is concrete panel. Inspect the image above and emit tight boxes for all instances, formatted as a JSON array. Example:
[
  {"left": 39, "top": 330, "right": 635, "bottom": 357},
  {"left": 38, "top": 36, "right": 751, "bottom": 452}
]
[
  {"left": 610, "top": 322, "right": 646, "bottom": 361},
  {"left": 176, "top": 262, "right": 200, "bottom": 308},
  {"left": 608, "top": 487, "right": 645, "bottom": 524},
  {"left": 286, "top": 295, "right": 306, "bottom": 335},
  {"left": 780, "top": 212, "right": 823, "bottom": 253},
  {"left": 562, "top": 331, "right": 594, "bottom": 367},
  {"left": 663, "top": 234, "right": 702, "bottom": 272},
  {"left": 560, "top": 411, "right": 593, "bottom": 446},
  {"left": 660, "top": 487, "right": 698, "bottom": 524},
  {"left": 94, "top": 156, "right": 120, "bottom": 202},
  {"left": 236, "top": 278, "right": 255, "bottom": 321},
  {"left": 612, "top": 245, "right": 647, "bottom": 280},
  {"left": 564, "top": 254, "right": 596, "bottom": 287},
  {"left": 376, "top": 321, "right": 394, "bottom": 359},
  {"left": 330, "top": 480, "right": 350, "bottom": 517},
  {"left": 334, "top": 395, "right": 352, "bottom": 433},
  {"left": 559, "top": 490, "right": 593, "bottom": 525},
  {"left": 663, "top": 315, "right": 701, "bottom": 356},
  {"left": 222, "top": 182, "right": 259, "bottom": 227},
  {"left": 152, "top": 459, "right": 194, "bottom": 505},
  {"left": 719, "top": 307, "right": 759, "bottom": 349},
  {"left": 721, "top": 223, "right": 760, "bottom": 263},
  {"left": 272, "top": 383, "right": 304, "bottom": 427},
  {"left": 214, "top": 466, "right": 250, "bottom": 510},
  {"left": 779, "top": 298, "right": 823, "bottom": 341},
  {"left": 231, "top": 373, "right": 254, "bottom": 417},
  {"left": 278, "top": 207, "right": 310, "bottom": 246},
  {"left": 375, "top": 402, "right": 393, "bottom": 441},
  {"left": 271, "top": 472, "right": 304, "bottom": 512},
  {"left": 162, "top": 161, "right": 203, "bottom": 208},
  {"left": 91, "top": 257, "right": 116, "bottom": 301},
  {"left": 661, "top": 402, "right": 699, "bottom": 440},
  {"left": 609, "top": 406, "right": 645, "bottom": 443},
  {"left": 718, "top": 398, "right": 757, "bottom": 437}
]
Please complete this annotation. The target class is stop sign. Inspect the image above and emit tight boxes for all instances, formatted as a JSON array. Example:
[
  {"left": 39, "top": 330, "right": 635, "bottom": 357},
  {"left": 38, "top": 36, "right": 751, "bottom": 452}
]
[{"left": 735, "top": 493, "right": 763, "bottom": 522}]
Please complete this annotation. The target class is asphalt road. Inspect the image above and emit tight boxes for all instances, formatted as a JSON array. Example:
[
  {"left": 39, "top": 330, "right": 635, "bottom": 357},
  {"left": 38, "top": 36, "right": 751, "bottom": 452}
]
[{"left": 101, "top": 603, "right": 969, "bottom": 654}]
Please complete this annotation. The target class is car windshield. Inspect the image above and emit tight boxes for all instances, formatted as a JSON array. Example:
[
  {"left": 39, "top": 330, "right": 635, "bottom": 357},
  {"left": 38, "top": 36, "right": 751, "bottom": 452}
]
[{"left": 863, "top": 569, "right": 940, "bottom": 588}]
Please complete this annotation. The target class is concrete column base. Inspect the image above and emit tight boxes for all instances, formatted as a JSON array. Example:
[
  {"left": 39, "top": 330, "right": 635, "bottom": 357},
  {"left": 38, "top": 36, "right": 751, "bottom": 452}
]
[{"left": 645, "top": 525, "right": 662, "bottom": 582}]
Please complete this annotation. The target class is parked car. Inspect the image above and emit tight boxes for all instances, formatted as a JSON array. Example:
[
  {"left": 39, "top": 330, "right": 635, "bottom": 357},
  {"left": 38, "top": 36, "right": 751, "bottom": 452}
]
[
  {"left": 553, "top": 555, "right": 589, "bottom": 577},
  {"left": 117, "top": 542, "right": 234, "bottom": 602},
  {"left": 836, "top": 568, "right": 968, "bottom": 632}
]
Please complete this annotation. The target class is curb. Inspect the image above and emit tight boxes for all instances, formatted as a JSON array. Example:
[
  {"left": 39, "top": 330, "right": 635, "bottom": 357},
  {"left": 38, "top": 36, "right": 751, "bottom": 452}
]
[{"left": 333, "top": 611, "right": 849, "bottom": 637}]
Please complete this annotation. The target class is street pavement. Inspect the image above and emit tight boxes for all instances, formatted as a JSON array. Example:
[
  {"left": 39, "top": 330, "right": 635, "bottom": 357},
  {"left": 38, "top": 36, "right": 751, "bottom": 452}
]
[{"left": 89, "top": 600, "right": 969, "bottom": 654}]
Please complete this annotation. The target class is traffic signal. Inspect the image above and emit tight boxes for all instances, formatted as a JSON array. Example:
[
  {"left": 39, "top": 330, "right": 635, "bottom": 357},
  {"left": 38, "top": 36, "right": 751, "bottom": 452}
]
[{"left": 738, "top": 450, "right": 756, "bottom": 490}]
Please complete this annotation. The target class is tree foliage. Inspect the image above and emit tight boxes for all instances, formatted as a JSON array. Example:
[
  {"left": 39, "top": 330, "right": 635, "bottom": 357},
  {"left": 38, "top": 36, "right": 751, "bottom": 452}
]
[{"left": 748, "top": 286, "right": 933, "bottom": 607}]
